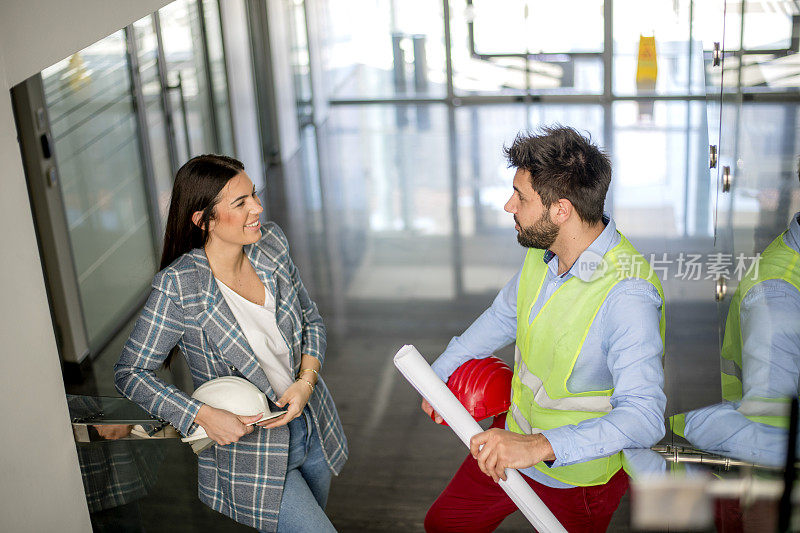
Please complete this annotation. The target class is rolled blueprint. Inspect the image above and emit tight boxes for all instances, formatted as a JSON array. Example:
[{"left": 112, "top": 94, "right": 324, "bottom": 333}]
[{"left": 394, "top": 345, "right": 566, "bottom": 533}]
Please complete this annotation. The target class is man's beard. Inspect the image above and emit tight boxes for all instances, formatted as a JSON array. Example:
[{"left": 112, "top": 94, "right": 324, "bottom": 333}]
[{"left": 516, "top": 210, "right": 559, "bottom": 249}]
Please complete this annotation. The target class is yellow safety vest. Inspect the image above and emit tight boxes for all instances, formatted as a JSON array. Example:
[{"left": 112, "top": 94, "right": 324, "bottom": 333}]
[
  {"left": 720, "top": 231, "right": 800, "bottom": 429},
  {"left": 508, "top": 233, "right": 665, "bottom": 486}
]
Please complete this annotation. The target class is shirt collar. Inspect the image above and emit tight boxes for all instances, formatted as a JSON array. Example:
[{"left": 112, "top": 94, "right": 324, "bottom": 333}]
[
  {"left": 785, "top": 211, "right": 800, "bottom": 254},
  {"left": 543, "top": 214, "right": 620, "bottom": 282}
]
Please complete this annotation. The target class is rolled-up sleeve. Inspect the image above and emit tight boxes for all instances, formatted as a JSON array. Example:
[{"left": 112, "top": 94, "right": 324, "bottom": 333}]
[
  {"left": 114, "top": 274, "right": 203, "bottom": 436},
  {"left": 541, "top": 279, "right": 666, "bottom": 467}
]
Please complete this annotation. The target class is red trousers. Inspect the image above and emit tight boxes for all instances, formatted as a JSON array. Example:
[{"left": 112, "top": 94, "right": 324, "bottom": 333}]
[{"left": 425, "top": 417, "right": 629, "bottom": 533}]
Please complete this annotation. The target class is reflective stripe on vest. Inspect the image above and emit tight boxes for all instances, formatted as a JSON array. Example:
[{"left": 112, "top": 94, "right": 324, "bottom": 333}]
[
  {"left": 514, "top": 347, "right": 613, "bottom": 413},
  {"left": 509, "top": 232, "right": 666, "bottom": 487},
  {"left": 738, "top": 398, "right": 791, "bottom": 418},
  {"left": 719, "top": 231, "right": 800, "bottom": 428}
]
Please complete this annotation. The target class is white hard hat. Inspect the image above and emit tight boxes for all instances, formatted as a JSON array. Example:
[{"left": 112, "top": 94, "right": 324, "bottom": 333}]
[{"left": 182, "top": 376, "right": 280, "bottom": 453}]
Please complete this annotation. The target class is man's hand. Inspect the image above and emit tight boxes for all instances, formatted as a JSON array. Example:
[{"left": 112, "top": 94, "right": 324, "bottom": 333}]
[
  {"left": 469, "top": 428, "right": 556, "bottom": 482},
  {"left": 421, "top": 398, "right": 443, "bottom": 424}
]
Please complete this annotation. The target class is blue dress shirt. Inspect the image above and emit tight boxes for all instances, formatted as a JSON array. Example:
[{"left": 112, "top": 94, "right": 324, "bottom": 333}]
[
  {"left": 684, "top": 212, "right": 800, "bottom": 466},
  {"left": 431, "top": 215, "right": 667, "bottom": 488}
]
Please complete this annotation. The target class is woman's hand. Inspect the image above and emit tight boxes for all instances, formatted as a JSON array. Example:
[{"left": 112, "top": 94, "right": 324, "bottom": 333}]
[
  {"left": 194, "top": 404, "right": 263, "bottom": 445},
  {"left": 257, "top": 379, "right": 313, "bottom": 429}
]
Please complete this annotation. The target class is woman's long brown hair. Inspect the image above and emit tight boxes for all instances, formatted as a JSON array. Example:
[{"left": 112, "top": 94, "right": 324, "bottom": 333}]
[{"left": 160, "top": 154, "right": 245, "bottom": 367}]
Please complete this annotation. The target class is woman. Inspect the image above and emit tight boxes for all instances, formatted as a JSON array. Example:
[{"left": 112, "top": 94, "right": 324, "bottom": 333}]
[{"left": 115, "top": 155, "right": 347, "bottom": 532}]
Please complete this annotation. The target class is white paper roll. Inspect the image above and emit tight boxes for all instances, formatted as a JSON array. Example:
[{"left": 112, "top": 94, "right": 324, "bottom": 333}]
[{"left": 393, "top": 345, "right": 566, "bottom": 533}]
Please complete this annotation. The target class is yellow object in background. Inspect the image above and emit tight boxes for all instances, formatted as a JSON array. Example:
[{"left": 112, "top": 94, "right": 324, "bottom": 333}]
[
  {"left": 66, "top": 53, "right": 91, "bottom": 92},
  {"left": 636, "top": 35, "right": 658, "bottom": 85}
]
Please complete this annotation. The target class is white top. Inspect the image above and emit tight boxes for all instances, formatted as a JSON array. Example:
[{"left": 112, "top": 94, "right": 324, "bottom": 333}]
[{"left": 215, "top": 277, "right": 294, "bottom": 396}]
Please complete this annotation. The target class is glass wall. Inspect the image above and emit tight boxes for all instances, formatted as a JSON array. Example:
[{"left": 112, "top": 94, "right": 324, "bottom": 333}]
[
  {"left": 16, "top": 1, "right": 246, "bottom": 529},
  {"left": 158, "top": 0, "right": 217, "bottom": 161},
  {"left": 316, "top": 0, "right": 447, "bottom": 99},
  {"left": 652, "top": 1, "right": 800, "bottom": 528},
  {"left": 202, "top": 0, "right": 235, "bottom": 155},
  {"left": 451, "top": 0, "right": 605, "bottom": 96},
  {"left": 42, "top": 32, "right": 158, "bottom": 349},
  {"left": 16, "top": 0, "right": 800, "bottom": 529},
  {"left": 309, "top": 1, "right": 800, "bottom": 528},
  {"left": 132, "top": 15, "right": 175, "bottom": 224},
  {"left": 36, "top": 0, "right": 235, "bottom": 354},
  {"left": 314, "top": 0, "right": 739, "bottom": 102}
]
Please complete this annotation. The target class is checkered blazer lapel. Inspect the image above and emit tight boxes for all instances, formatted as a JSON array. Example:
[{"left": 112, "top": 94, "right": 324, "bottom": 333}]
[
  {"left": 245, "top": 235, "right": 301, "bottom": 376},
  {"left": 190, "top": 248, "right": 279, "bottom": 401}
]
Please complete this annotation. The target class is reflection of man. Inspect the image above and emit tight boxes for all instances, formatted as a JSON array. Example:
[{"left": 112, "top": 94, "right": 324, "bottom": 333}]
[
  {"left": 682, "top": 209, "right": 800, "bottom": 466},
  {"left": 422, "top": 127, "right": 666, "bottom": 532}
]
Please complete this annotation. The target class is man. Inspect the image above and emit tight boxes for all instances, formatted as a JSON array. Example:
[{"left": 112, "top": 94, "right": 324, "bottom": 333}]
[
  {"left": 680, "top": 206, "right": 800, "bottom": 466},
  {"left": 422, "top": 126, "right": 666, "bottom": 532}
]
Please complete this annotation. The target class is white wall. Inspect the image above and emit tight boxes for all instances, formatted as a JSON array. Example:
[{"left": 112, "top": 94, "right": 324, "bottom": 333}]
[{"left": 0, "top": 1, "right": 172, "bottom": 530}]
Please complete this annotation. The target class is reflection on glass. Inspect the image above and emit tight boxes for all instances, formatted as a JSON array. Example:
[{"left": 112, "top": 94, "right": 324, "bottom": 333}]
[
  {"left": 450, "top": 0, "right": 603, "bottom": 95},
  {"left": 319, "top": 0, "right": 445, "bottom": 99},
  {"left": 202, "top": 0, "right": 235, "bottom": 155},
  {"left": 713, "top": 1, "right": 800, "bottom": 92},
  {"left": 742, "top": 1, "right": 795, "bottom": 52},
  {"left": 320, "top": 105, "right": 458, "bottom": 300},
  {"left": 68, "top": 395, "right": 165, "bottom": 533},
  {"left": 158, "top": 0, "right": 215, "bottom": 159},
  {"left": 42, "top": 31, "right": 157, "bottom": 349},
  {"left": 612, "top": 100, "right": 711, "bottom": 238},
  {"left": 677, "top": 211, "right": 800, "bottom": 468},
  {"left": 284, "top": 0, "right": 313, "bottom": 125},
  {"left": 133, "top": 15, "right": 174, "bottom": 226},
  {"left": 613, "top": 0, "right": 707, "bottom": 96}
]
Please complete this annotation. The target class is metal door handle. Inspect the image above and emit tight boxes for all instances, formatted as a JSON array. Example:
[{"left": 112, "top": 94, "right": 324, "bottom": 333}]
[
  {"left": 722, "top": 166, "right": 732, "bottom": 192},
  {"left": 712, "top": 42, "right": 722, "bottom": 66},
  {"left": 167, "top": 72, "right": 192, "bottom": 159},
  {"left": 715, "top": 277, "right": 727, "bottom": 301}
]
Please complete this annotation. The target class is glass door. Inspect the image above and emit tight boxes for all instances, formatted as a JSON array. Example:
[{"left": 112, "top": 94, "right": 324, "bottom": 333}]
[
  {"left": 14, "top": 2, "right": 250, "bottom": 529},
  {"left": 157, "top": 0, "right": 218, "bottom": 162},
  {"left": 41, "top": 31, "right": 159, "bottom": 352},
  {"left": 14, "top": 0, "right": 238, "bottom": 373},
  {"left": 131, "top": 15, "right": 177, "bottom": 226}
]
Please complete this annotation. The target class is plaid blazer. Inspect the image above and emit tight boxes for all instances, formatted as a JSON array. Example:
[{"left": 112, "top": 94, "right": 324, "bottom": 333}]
[{"left": 114, "top": 222, "right": 347, "bottom": 531}]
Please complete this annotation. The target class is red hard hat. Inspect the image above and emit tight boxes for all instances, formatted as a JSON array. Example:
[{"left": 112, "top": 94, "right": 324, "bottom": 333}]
[{"left": 434, "top": 356, "right": 512, "bottom": 425}]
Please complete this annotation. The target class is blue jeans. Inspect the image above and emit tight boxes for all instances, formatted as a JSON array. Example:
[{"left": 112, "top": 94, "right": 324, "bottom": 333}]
[{"left": 273, "top": 410, "right": 335, "bottom": 533}]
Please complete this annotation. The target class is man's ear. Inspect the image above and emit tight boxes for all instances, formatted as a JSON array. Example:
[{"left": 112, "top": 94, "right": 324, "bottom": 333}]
[{"left": 552, "top": 198, "right": 573, "bottom": 224}]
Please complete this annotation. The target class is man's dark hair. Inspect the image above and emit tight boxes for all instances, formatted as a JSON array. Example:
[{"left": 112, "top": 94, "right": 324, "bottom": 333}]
[{"left": 504, "top": 125, "right": 611, "bottom": 224}]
